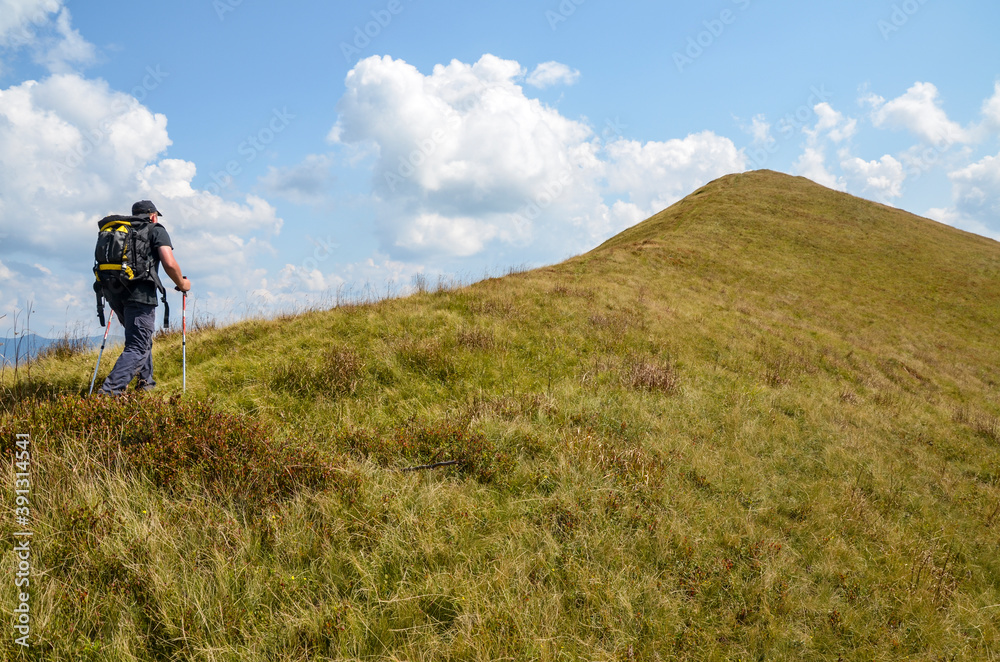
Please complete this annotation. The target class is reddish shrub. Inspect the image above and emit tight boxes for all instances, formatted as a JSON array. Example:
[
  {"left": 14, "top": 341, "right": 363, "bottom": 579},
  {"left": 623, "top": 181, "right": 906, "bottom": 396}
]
[{"left": 1, "top": 395, "right": 335, "bottom": 508}]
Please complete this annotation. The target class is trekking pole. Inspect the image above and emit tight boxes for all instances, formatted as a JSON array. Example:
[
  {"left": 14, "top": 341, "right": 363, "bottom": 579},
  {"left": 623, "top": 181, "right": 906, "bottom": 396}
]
[
  {"left": 175, "top": 286, "right": 187, "bottom": 393},
  {"left": 88, "top": 315, "right": 113, "bottom": 396},
  {"left": 182, "top": 291, "right": 187, "bottom": 393}
]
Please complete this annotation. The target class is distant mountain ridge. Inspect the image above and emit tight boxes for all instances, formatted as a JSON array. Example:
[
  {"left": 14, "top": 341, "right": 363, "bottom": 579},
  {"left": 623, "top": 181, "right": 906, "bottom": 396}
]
[{"left": 0, "top": 332, "right": 123, "bottom": 363}]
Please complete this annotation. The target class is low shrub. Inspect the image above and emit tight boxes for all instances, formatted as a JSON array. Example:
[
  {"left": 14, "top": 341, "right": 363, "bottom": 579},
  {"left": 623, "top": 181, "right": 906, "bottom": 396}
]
[{"left": 1, "top": 395, "right": 336, "bottom": 508}]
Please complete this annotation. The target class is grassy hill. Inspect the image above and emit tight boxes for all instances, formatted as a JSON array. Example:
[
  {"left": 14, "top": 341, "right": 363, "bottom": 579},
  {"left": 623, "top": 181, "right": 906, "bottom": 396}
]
[{"left": 3, "top": 170, "right": 1000, "bottom": 660}]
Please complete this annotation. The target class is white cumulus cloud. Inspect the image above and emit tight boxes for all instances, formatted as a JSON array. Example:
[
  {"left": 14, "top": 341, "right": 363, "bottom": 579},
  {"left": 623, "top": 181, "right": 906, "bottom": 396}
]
[
  {"left": 948, "top": 153, "right": 1000, "bottom": 222},
  {"left": 983, "top": 82, "right": 1000, "bottom": 129},
  {"left": 0, "top": 0, "right": 60, "bottom": 46},
  {"left": 604, "top": 131, "right": 747, "bottom": 214},
  {"left": 331, "top": 54, "right": 746, "bottom": 261},
  {"left": 809, "top": 103, "right": 857, "bottom": 143},
  {"left": 793, "top": 147, "right": 846, "bottom": 191},
  {"left": 791, "top": 102, "right": 856, "bottom": 191},
  {"left": 526, "top": 61, "right": 581, "bottom": 89},
  {"left": 841, "top": 154, "right": 906, "bottom": 202},
  {"left": 32, "top": 7, "right": 95, "bottom": 73},
  {"left": 870, "top": 82, "right": 972, "bottom": 146},
  {"left": 0, "top": 1, "right": 95, "bottom": 75},
  {"left": 747, "top": 114, "right": 772, "bottom": 145},
  {"left": 262, "top": 251, "right": 428, "bottom": 313},
  {"left": 332, "top": 54, "right": 605, "bottom": 258},
  {"left": 924, "top": 152, "right": 1000, "bottom": 241}
]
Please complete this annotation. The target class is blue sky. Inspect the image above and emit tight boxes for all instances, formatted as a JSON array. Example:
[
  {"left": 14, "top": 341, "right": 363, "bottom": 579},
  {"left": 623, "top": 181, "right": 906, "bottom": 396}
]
[{"left": 1, "top": 0, "right": 998, "bottom": 335}]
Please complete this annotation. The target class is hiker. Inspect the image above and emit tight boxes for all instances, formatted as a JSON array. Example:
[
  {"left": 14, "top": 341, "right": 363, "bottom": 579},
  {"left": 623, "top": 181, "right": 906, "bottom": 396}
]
[{"left": 96, "top": 200, "right": 190, "bottom": 395}]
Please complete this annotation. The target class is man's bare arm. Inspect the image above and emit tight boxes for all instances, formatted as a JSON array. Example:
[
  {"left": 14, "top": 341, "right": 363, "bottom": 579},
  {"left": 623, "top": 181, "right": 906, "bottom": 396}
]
[{"left": 158, "top": 246, "right": 191, "bottom": 292}]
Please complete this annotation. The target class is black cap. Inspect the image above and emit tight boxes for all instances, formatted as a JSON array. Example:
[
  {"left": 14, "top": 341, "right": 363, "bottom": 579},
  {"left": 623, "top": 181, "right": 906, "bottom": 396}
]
[{"left": 132, "top": 200, "right": 163, "bottom": 217}]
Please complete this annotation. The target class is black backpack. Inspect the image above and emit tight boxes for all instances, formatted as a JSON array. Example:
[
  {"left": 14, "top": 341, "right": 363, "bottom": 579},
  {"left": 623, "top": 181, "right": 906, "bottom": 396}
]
[{"left": 92, "top": 215, "right": 169, "bottom": 327}]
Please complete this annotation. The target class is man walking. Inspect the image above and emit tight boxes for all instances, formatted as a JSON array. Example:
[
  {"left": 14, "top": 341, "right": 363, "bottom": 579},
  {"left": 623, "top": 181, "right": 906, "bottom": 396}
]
[{"left": 97, "top": 200, "right": 191, "bottom": 395}]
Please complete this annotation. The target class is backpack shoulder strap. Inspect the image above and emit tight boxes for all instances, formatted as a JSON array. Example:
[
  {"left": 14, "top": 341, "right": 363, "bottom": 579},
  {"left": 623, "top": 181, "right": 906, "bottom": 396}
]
[
  {"left": 141, "top": 219, "right": 171, "bottom": 328},
  {"left": 151, "top": 268, "right": 170, "bottom": 328}
]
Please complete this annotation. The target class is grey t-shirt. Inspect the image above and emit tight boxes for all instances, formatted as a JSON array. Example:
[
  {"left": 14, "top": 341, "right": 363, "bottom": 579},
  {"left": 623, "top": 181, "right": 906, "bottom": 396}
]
[{"left": 118, "top": 222, "right": 173, "bottom": 307}]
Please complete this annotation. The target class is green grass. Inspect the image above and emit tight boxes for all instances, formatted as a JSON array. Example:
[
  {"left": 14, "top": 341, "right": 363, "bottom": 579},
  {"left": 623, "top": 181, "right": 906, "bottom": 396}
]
[{"left": 3, "top": 170, "right": 1000, "bottom": 660}]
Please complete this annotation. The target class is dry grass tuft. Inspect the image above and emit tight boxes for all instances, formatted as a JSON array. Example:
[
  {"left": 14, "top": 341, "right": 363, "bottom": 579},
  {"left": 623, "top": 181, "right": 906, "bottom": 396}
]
[
  {"left": 468, "top": 297, "right": 517, "bottom": 318},
  {"left": 272, "top": 346, "right": 365, "bottom": 396},
  {"left": 395, "top": 336, "right": 455, "bottom": 382},
  {"left": 954, "top": 406, "right": 1000, "bottom": 444},
  {"left": 457, "top": 327, "right": 497, "bottom": 351},
  {"left": 38, "top": 332, "right": 89, "bottom": 361},
  {"left": 323, "top": 347, "right": 365, "bottom": 394},
  {"left": 623, "top": 356, "right": 679, "bottom": 394}
]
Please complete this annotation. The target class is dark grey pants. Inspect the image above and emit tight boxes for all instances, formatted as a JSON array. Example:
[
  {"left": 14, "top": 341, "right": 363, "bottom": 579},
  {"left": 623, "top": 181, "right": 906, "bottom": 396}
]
[{"left": 98, "top": 303, "right": 157, "bottom": 395}]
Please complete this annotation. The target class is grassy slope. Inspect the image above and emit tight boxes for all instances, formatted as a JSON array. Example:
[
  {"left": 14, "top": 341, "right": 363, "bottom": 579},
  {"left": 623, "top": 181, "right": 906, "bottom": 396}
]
[{"left": 3, "top": 170, "right": 1000, "bottom": 660}]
